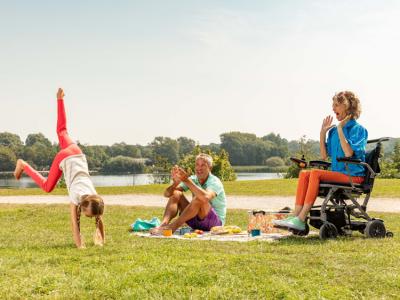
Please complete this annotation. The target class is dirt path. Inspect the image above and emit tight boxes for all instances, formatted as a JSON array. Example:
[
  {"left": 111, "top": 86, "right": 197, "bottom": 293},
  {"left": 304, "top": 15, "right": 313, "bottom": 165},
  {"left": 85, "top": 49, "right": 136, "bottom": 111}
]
[{"left": 0, "top": 194, "right": 399, "bottom": 212}]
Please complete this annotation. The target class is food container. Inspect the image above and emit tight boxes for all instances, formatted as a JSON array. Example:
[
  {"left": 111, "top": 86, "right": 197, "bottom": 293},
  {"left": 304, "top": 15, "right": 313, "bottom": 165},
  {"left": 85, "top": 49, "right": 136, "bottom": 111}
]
[
  {"left": 162, "top": 229, "right": 173, "bottom": 236},
  {"left": 179, "top": 227, "right": 191, "bottom": 235},
  {"left": 247, "top": 210, "right": 290, "bottom": 234}
]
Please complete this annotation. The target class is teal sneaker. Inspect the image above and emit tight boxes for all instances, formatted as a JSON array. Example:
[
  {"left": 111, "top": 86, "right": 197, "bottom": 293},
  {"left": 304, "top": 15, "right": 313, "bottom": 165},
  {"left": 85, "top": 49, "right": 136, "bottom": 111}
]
[
  {"left": 272, "top": 216, "right": 295, "bottom": 227},
  {"left": 278, "top": 217, "right": 306, "bottom": 231}
]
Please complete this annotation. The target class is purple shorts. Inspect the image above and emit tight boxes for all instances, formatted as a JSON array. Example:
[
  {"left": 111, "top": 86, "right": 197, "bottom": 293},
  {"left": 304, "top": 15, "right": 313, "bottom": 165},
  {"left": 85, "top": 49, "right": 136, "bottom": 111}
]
[{"left": 186, "top": 207, "right": 222, "bottom": 231}]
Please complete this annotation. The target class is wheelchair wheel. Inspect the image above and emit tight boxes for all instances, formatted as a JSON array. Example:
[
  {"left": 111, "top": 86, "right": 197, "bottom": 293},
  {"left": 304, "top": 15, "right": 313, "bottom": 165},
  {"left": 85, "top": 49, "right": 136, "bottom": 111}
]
[
  {"left": 365, "top": 220, "right": 386, "bottom": 238},
  {"left": 319, "top": 222, "right": 338, "bottom": 240},
  {"left": 386, "top": 231, "right": 394, "bottom": 238},
  {"left": 290, "top": 223, "right": 310, "bottom": 236}
]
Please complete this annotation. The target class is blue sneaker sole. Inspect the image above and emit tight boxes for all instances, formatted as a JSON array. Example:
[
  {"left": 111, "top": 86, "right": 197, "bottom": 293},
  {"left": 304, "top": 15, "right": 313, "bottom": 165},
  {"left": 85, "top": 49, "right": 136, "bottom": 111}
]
[{"left": 274, "top": 223, "right": 306, "bottom": 231}]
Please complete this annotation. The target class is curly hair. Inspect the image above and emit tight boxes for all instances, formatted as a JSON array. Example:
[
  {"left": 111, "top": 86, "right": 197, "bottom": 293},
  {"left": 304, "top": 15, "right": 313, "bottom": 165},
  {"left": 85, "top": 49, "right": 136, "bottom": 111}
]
[{"left": 332, "top": 91, "right": 362, "bottom": 119}]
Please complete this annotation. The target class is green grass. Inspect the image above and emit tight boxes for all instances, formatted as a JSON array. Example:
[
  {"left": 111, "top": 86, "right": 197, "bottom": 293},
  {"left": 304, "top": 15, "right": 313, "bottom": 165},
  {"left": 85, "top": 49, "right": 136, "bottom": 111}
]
[
  {"left": 1, "top": 178, "right": 400, "bottom": 197},
  {"left": 1, "top": 204, "right": 400, "bottom": 299}
]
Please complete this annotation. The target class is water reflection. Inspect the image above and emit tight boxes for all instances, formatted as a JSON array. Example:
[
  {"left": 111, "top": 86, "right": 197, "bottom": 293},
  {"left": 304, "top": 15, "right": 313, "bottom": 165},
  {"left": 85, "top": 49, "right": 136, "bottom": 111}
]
[{"left": 0, "top": 172, "right": 283, "bottom": 188}]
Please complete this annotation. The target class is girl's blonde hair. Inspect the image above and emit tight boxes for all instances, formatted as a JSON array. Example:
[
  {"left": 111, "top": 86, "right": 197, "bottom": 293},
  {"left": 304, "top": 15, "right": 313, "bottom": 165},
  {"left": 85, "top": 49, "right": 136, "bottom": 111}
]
[
  {"left": 80, "top": 194, "right": 104, "bottom": 216},
  {"left": 76, "top": 195, "right": 104, "bottom": 230},
  {"left": 332, "top": 91, "right": 362, "bottom": 119}
]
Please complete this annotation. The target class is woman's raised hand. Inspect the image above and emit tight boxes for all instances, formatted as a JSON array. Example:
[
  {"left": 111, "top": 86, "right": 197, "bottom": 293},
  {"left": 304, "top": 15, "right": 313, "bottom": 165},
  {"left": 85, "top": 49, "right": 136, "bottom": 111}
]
[
  {"left": 321, "top": 116, "right": 334, "bottom": 135},
  {"left": 57, "top": 88, "right": 65, "bottom": 99}
]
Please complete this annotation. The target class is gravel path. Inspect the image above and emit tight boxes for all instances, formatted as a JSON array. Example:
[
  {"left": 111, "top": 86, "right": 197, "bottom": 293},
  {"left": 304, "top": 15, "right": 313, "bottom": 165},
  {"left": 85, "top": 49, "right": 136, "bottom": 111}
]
[{"left": 0, "top": 194, "right": 399, "bottom": 212}]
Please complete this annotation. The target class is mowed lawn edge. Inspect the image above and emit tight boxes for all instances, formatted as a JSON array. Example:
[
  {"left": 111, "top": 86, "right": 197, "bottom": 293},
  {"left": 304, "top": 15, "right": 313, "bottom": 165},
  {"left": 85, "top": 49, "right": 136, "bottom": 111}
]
[{"left": 1, "top": 178, "right": 400, "bottom": 197}]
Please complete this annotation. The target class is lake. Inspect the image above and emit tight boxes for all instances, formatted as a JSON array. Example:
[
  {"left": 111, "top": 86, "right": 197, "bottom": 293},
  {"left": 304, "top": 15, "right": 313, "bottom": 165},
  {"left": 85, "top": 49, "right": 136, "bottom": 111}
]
[{"left": 0, "top": 172, "right": 283, "bottom": 188}]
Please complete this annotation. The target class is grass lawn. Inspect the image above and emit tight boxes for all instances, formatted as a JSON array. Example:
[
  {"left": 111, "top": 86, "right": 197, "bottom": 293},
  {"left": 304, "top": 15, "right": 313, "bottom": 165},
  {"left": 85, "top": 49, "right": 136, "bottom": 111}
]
[
  {"left": 1, "top": 204, "right": 399, "bottom": 299},
  {"left": 1, "top": 178, "right": 400, "bottom": 197}
]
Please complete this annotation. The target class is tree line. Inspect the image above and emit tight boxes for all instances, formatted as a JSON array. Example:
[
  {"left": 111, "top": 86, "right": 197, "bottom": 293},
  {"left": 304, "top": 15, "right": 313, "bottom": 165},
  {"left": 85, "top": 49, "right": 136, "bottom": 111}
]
[{"left": 0, "top": 131, "right": 399, "bottom": 178}]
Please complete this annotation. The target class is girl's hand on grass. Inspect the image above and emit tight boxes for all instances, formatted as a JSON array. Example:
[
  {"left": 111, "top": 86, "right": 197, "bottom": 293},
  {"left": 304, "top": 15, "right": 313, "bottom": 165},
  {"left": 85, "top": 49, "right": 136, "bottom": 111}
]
[{"left": 94, "top": 228, "right": 104, "bottom": 246}]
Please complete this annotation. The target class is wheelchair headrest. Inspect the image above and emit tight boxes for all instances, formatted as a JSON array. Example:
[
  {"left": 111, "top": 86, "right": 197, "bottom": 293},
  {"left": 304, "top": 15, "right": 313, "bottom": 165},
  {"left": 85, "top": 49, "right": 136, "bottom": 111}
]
[
  {"left": 364, "top": 137, "right": 389, "bottom": 176},
  {"left": 365, "top": 147, "right": 381, "bottom": 174}
]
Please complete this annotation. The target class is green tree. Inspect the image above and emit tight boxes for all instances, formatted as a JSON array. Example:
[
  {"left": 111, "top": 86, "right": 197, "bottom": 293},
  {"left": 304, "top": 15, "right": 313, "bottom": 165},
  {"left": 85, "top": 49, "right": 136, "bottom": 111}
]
[
  {"left": 392, "top": 141, "right": 400, "bottom": 172},
  {"left": 0, "top": 146, "right": 17, "bottom": 171},
  {"left": 138, "top": 145, "right": 153, "bottom": 160},
  {"left": 202, "top": 143, "right": 220, "bottom": 153},
  {"left": 79, "top": 144, "right": 109, "bottom": 170},
  {"left": 150, "top": 137, "right": 179, "bottom": 165},
  {"left": 285, "top": 135, "right": 320, "bottom": 178},
  {"left": 262, "top": 132, "right": 289, "bottom": 158},
  {"left": 25, "top": 133, "right": 52, "bottom": 147},
  {"left": 0, "top": 132, "right": 23, "bottom": 155},
  {"left": 220, "top": 132, "right": 253, "bottom": 165},
  {"left": 153, "top": 155, "right": 173, "bottom": 173},
  {"left": 102, "top": 156, "right": 145, "bottom": 174},
  {"left": 288, "top": 138, "right": 319, "bottom": 158},
  {"left": 108, "top": 142, "right": 141, "bottom": 158},
  {"left": 177, "top": 137, "right": 196, "bottom": 157},
  {"left": 212, "top": 149, "right": 237, "bottom": 181},
  {"left": 28, "top": 143, "right": 54, "bottom": 170},
  {"left": 220, "top": 131, "right": 286, "bottom": 165},
  {"left": 380, "top": 141, "right": 400, "bottom": 178},
  {"left": 265, "top": 156, "right": 285, "bottom": 167}
]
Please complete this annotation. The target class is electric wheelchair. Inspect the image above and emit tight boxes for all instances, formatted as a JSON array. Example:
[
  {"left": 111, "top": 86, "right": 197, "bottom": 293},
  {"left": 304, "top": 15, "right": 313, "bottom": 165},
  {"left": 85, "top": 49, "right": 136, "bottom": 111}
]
[{"left": 288, "top": 137, "right": 393, "bottom": 240}]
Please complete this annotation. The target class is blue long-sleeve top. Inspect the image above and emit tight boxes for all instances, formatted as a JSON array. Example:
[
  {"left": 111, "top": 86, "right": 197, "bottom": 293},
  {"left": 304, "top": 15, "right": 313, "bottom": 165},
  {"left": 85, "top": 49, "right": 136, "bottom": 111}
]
[{"left": 326, "top": 119, "right": 368, "bottom": 177}]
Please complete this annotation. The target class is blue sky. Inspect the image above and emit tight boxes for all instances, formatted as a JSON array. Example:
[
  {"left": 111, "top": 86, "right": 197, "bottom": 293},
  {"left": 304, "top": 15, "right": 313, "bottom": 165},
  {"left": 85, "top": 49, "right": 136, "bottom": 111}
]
[{"left": 1, "top": 1, "right": 399, "bottom": 145}]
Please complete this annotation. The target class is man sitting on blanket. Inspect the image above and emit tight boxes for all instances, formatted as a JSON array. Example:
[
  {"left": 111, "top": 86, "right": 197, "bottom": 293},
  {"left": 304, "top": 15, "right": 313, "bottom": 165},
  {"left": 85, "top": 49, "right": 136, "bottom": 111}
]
[{"left": 150, "top": 153, "right": 226, "bottom": 234}]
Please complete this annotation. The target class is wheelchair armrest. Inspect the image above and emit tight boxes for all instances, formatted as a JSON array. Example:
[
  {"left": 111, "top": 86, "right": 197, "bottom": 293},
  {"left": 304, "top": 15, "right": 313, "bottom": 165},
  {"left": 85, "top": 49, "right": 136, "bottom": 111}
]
[
  {"left": 309, "top": 160, "right": 331, "bottom": 169},
  {"left": 337, "top": 157, "right": 362, "bottom": 163},
  {"left": 367, "top": 137, "right": 390, "bottom": 144},
  {"left": 290, "top": 157, "right": 307, "bottom": 168},
  {"left": 337, "top": 157, "right": 376, "bottom": 178}
]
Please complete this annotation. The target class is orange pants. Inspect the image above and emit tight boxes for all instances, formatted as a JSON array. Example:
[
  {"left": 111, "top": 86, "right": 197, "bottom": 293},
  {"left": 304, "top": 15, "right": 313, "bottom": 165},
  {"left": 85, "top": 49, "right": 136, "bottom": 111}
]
[{"left": 295, "top": 169, "right": 364, "bottom": 206}]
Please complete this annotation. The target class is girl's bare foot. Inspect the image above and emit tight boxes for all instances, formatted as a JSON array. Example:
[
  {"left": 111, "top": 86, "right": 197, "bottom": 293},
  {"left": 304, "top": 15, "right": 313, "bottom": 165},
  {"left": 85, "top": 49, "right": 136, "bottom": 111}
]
[{"left": 14, "top": 159, "right": 26, "bottom": 180}]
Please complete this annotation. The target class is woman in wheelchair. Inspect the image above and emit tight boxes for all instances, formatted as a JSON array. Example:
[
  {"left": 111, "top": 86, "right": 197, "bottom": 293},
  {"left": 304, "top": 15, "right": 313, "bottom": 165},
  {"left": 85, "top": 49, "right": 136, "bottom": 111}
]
[{"left": 274, "top": 91, "right": 367, "bottom": 232}]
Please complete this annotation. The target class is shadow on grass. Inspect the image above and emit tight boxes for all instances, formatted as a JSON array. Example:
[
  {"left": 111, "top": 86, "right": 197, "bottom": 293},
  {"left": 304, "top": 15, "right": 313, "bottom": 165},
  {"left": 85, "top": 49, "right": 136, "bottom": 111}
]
[{"left": 275, "top": 230, "right": 396, "bottom": 246}]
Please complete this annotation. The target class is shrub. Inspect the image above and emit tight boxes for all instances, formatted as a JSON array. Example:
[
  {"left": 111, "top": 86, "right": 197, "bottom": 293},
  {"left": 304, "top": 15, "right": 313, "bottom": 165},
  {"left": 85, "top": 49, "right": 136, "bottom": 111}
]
[
  {"left": 102, "top": 156, "right": 145, "bottom": 174},
  {"left": 264, "top": 156, "right": 285, "bottom": 167},
  {"left": 0, "top": 146, "right": 17, "bottom": 171}
]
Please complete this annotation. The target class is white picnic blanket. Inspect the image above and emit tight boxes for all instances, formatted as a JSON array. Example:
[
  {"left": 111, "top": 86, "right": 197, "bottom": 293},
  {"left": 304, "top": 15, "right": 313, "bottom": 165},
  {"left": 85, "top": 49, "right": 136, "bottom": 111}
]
[{"left": 131, "top": 231, "right": 292, "bottom": 242}]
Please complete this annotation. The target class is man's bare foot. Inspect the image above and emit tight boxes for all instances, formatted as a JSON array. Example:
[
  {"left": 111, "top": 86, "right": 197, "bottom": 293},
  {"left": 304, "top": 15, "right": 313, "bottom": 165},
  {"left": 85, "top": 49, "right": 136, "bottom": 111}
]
[{"left": 14, "top": 159, "right": 26, "bottom": 180}]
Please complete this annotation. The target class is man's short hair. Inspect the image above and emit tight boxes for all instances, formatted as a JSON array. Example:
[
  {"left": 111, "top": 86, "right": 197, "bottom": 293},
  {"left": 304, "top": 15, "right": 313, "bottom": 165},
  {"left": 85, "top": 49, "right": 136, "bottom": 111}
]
[{"left": 196, "top": 153, "right": 213, "bottom": 167}]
